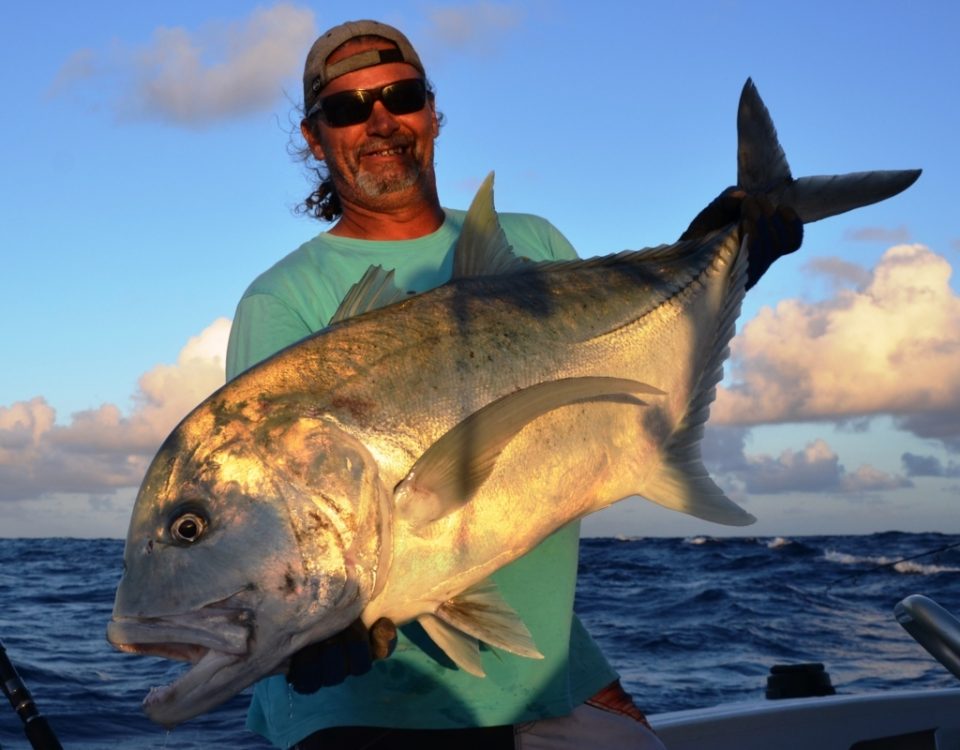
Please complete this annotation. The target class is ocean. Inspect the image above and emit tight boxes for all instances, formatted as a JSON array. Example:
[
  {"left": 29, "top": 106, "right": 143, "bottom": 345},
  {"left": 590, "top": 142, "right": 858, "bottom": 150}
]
[{"left": 1, "top": 533, "right": 958, "bottom": 748}]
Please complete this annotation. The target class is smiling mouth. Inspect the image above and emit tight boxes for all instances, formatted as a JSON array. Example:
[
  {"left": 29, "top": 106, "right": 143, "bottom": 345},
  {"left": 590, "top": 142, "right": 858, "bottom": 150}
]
[{"left": 361, "top": 139, "right": 412, "bottom": 158}]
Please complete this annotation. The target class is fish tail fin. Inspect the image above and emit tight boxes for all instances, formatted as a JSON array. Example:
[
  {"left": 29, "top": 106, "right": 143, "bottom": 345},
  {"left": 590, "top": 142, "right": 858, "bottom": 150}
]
[{"left": 737, "top": 78, "right": 920, "bottom": 224}]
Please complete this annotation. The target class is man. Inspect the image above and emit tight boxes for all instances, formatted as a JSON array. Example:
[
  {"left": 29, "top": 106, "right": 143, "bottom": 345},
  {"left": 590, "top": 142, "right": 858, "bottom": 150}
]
[{"left": 227, "top": 19, "right": 798, "bottom": 750}]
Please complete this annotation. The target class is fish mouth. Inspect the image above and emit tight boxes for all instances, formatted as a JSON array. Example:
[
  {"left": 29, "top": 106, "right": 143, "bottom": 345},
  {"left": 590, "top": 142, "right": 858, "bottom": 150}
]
[{"left": 107, "top": 599, "right": 257, "bottom": 727}]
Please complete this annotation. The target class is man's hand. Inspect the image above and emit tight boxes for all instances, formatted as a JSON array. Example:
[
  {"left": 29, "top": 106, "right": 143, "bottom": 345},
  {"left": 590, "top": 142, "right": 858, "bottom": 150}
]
[
  {"left": 287, "top": 617, "right": 398, "bottom": 693},
  {"left": 680, "top": 187, "right": 803, "bottom": 289}
]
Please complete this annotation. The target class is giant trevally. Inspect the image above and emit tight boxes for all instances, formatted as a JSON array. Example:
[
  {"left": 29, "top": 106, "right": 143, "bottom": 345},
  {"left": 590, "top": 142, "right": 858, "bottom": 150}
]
[{"left": 107, "top": 80, "right": 919, "bottom": 726}]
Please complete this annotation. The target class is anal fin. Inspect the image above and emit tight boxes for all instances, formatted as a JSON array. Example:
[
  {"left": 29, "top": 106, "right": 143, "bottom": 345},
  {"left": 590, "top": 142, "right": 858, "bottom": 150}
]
[
  {"left": 418, "top": 614, "right": 484, "bottom": 677},
  {"left": 417, "top": 580, "right": 544, "bottom": 677}
]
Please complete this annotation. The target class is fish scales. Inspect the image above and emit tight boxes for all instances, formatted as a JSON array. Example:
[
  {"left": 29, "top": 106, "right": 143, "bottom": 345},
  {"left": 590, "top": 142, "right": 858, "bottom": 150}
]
[{"left": 106, "top": 79, "right": 920, "bottom": 726}]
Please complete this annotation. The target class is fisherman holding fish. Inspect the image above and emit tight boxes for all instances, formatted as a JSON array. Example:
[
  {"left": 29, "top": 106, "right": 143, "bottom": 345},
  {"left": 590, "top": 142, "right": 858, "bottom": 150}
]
[
  {"left": 224, "top": 20, "right": 663, "bottom": 749},
  {"left": 220, "top": 19, "right": 812, "bottom": 750},
  {"left": 104, "top": 11, "right": 924, "bottom": 742}
]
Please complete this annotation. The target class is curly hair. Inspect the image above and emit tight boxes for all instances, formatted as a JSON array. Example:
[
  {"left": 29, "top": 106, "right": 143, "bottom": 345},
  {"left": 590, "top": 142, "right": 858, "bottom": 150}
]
[{"left": 294, "top": 80, "right": 441, "bottom": 223}]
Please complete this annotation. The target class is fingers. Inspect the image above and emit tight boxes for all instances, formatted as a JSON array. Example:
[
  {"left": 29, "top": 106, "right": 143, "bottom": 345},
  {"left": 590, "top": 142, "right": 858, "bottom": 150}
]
[
  {"left": 369, "top": 617, "right": 398, "bottom": 660},
  {"left": 286, "top": 617, "right": 399, "bottom": 694}
]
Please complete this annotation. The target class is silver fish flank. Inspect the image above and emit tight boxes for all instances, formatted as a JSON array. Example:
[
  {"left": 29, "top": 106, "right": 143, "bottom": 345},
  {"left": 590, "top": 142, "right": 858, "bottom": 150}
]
[{"left": 107, "top": 79, "right": 920, "bottom": 726}]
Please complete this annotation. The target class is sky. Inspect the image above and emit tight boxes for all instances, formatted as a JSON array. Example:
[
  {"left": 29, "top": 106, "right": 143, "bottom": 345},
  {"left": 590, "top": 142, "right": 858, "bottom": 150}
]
[{"left": 2, "top": 0, "right": 958, "bottom": 539}]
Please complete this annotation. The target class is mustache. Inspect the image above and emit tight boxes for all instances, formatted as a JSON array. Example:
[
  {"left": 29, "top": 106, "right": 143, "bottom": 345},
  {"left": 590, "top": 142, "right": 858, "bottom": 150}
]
[{"left": 358, "top": 136, "right": 414, "bottom": 156}]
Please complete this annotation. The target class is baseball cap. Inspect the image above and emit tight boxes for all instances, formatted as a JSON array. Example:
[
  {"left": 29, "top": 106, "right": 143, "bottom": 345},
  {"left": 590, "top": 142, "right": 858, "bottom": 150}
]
[{"left": 303, "top": 20, "right": 426, "bottom": 117}]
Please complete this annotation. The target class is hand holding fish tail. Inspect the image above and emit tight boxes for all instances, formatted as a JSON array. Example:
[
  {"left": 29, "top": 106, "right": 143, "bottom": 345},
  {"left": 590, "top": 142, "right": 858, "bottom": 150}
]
[
  {"left": 680, "top": 186, "right": 803, "bottom": 289},
  {"left": 287, "top": 617, "right": 398, "bottom": 693}
]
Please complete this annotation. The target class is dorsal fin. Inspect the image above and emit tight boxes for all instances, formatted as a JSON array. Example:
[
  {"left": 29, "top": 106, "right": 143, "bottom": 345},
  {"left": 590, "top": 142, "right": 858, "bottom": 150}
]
[
  {"left": 451, "top": 172, "right": 529, "bottom": 279},
  {"left": 329, "top": 265, "right": 410, "bottom": 324}
]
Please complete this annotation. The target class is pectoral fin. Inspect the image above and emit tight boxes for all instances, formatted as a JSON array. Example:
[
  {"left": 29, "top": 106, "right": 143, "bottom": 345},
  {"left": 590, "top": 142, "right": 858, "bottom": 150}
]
[
  {"left": 417, "top": 580, "right": 543, "bottom": 676},
  {"left": 394, "top": 377, "right": 663, "bottom": 528}
]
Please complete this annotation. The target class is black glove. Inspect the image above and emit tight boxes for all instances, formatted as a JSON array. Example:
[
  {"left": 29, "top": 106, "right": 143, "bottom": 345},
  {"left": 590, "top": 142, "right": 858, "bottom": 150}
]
[
  {"left": 287, "top": 617, "right": 397, "bottom": 693},
  {"left": 680, "top": 187, "right": 803, "bottom": 289}
]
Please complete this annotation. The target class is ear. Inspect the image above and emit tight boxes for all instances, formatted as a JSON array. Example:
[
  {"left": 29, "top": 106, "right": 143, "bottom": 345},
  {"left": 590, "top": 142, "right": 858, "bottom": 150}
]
[{"left": 301, "top": 119, "right": 326, "bottom": 161}]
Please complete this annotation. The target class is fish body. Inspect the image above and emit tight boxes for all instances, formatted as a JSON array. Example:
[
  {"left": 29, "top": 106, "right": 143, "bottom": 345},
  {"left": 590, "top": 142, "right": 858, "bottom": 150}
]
[{"left": 107, "top": 80, "right": 919, "bottom": 726}]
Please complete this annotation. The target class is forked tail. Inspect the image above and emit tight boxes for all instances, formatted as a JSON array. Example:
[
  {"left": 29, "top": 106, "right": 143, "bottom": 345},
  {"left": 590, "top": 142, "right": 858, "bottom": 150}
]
[{"left": 737, "top": 78, "right": 920, "bottom": 222}]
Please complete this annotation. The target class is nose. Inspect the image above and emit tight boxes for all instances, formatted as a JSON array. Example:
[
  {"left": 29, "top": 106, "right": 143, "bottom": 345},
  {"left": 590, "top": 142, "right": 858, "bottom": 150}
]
[{"left": 365, "top": 100, "right": 399, "bottom": 136}]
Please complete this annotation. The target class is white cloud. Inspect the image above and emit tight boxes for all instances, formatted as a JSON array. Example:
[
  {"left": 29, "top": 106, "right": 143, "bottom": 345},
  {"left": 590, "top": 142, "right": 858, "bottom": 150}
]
[
  {"left": 424, "top": 2, "right": 523, "bottom": 52},
  {"left": 0, "top": 319, "right": 229, "bottom": 502},
  {"left": 701, "top": 430, "right": 911, "bottom": 496},
  {"left": 714, "top": 244, "right": 960, "bottom": 450},
  {"left": 50, "top": 4, "right": 316, "bottom": 126}
]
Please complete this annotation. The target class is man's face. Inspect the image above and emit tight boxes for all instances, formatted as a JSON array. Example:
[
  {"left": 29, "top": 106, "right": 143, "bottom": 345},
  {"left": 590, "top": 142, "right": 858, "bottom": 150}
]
[{"left": 302, "top": 40, "right": 439, "bottom": 214}]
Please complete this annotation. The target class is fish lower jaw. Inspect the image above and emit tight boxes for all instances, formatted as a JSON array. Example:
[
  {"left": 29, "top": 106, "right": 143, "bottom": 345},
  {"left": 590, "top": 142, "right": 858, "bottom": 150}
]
[
  {"left": 141, "top": 647, "right": 244, "bottom": 727},
  {"left": 144, "top": 683, "right": 176, "bottom": 708}
]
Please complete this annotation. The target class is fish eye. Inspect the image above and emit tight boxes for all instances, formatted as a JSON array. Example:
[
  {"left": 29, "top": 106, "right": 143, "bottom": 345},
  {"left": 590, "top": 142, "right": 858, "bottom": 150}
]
[{"left": 169, "top": 511, "right": 208, "bottom": 545}]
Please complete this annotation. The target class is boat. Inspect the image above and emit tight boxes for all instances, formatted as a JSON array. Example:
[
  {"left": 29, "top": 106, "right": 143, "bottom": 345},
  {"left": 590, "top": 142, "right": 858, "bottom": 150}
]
[{"left": 649, "top": 595, "right": 960, "bottom": 749}]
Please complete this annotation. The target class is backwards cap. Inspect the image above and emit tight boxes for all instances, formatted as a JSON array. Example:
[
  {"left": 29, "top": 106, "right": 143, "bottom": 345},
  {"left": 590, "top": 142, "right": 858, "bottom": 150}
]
[{"left": 303, "top": 20, "right": 426, "bottom": 117}]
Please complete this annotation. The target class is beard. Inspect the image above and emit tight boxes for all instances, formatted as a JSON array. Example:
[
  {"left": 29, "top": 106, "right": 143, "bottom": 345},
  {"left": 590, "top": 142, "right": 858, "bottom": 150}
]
[
  {"left": 350, "top": 135, "right": 427, "bottom": 199},
  {"left": 355, "top": 161, "right": 421, "bottom": 197}
]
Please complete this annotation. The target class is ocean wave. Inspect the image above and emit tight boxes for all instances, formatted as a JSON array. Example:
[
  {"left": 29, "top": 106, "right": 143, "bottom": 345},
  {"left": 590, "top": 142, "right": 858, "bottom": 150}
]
[{"left": 823, "top": 549, "right": 960, "bottom": 575}]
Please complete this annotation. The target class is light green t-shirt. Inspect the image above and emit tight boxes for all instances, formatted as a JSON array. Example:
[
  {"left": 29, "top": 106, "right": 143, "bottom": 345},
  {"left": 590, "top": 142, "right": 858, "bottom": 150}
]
[{"left": 226, "top": 208, "right": 617, "bottom": 748}]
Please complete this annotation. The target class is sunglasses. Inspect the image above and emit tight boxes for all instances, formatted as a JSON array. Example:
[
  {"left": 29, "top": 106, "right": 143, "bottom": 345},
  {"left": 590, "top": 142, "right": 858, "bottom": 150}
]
[{"left": 309, "top": 79, "right": 428, "bottom": 127}]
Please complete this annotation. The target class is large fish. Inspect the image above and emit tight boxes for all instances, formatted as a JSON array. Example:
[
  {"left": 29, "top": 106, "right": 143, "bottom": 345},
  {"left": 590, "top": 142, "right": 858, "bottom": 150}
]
[{"left": 107, "top": 80, "right": 919, "bottom": 726}]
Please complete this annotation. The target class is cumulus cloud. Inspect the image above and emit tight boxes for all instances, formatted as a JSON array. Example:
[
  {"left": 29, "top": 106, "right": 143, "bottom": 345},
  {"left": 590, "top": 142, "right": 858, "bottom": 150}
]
[
  {"left": 714, "top": 245, "right": 960, "bottom": 449},
  {"left": 902, "top": 452, "right": 960, "bottom": 478},
  {"left": 50, "top": 4, "right": 316, "bottom": 126},
  {"left": 0, "top": 319, "right": 229, "bottom": 502},
  {"left": 700, "top": 425, "right": 751, "bottom": 473},
  {"left": 703, "top": 432, "right": 910, "bottom": 495}
]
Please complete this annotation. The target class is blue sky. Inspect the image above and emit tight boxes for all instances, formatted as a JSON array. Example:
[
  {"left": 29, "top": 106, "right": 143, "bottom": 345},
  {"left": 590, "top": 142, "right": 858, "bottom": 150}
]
[{"left": 2, "top": 1, "right": 958, "bottom": 538}]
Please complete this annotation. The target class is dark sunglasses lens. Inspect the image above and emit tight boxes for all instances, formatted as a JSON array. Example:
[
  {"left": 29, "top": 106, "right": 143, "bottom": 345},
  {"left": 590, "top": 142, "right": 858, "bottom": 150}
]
[
  {"left": 318, "top": 80, "right": 427, "bottom": 127},
  {"left": 382, "top": 80, "right": 427, "bottom": 115},
  {"left": 321, "top": 91, "right": 373, "bottom": 127}
]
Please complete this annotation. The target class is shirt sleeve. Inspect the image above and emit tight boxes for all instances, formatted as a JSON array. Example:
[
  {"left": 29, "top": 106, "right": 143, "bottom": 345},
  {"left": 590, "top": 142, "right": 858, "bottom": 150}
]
[
  {"left": 543, "top": 220, "right": 579, "bottom": 261},
  {"left": 226, "top": 293, "right": 313, "bottom": 381},
  {"left": 499, "top": 213, "right": 580, "bottom": 263}
]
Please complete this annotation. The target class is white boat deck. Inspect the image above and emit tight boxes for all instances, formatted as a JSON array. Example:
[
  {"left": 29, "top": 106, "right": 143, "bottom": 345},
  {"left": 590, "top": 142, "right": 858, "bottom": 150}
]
[{"left": 650, "top": 688, "right": 960, "bottom": 750}]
